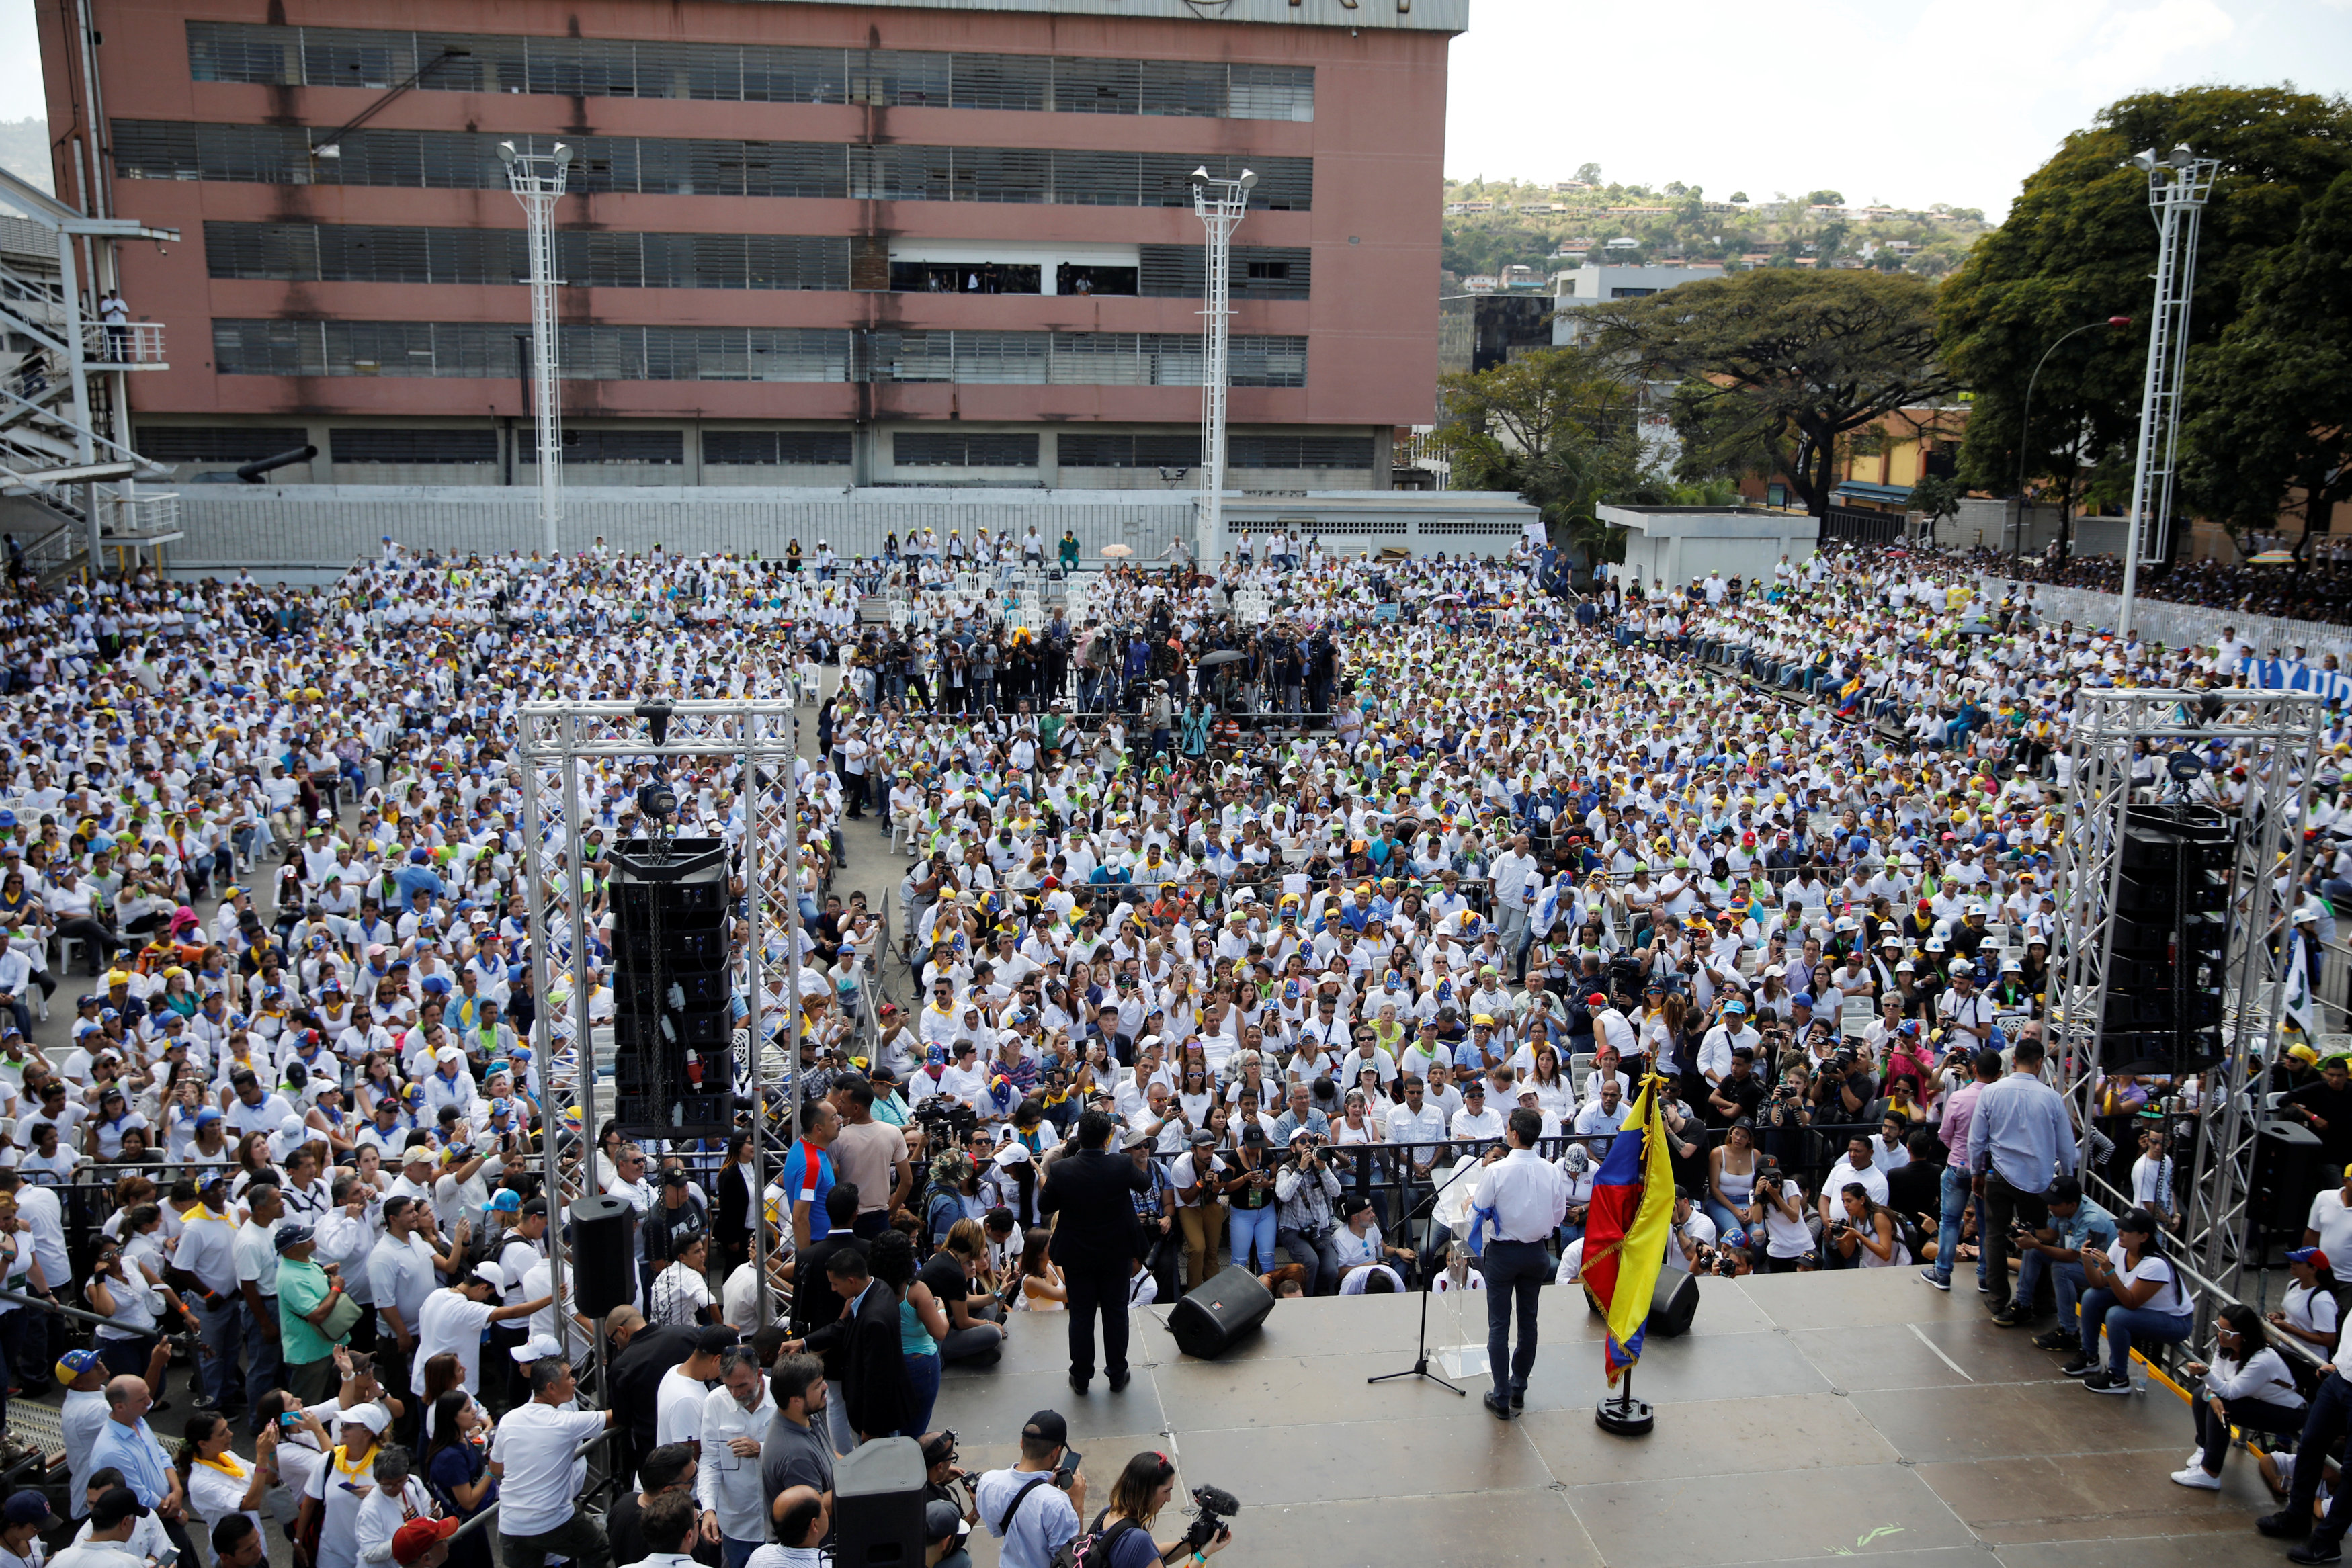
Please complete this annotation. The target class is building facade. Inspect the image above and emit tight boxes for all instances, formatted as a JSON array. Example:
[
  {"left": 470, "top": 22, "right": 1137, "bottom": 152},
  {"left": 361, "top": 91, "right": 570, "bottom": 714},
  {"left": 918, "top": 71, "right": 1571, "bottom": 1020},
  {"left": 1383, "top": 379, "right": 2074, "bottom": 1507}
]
[
  {"left": 40, "top": 0, "right": 1460, "bottom": 493},
  {"left": 1437, "top": 288, "right": 1549, "bottom": 376},
  {"left": 1549, "top": 262, "right": 1722, "bottom": 344}
]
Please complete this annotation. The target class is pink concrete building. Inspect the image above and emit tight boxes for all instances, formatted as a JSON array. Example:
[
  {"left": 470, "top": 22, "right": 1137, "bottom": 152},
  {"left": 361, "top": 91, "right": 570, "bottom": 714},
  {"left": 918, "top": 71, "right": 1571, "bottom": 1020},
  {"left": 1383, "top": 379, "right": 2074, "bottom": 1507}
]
[{"left": 38, "top": 0, "right": 1461, "bottom": 490}]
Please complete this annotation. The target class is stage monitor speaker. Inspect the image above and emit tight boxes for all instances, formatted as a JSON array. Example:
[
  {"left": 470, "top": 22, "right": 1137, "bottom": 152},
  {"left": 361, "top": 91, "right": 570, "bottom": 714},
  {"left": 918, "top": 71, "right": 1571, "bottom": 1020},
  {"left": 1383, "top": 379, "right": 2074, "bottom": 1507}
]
[
  {"left": 1645, "top": 1268, "right": 1701, "bottom": 1338},
  {"left": 833, "top": 1436, "right": 926, "bottom": 1567},
  {"left": 567, "top": 1194, "right": 639, "bottom": 1318},
  {"left": 1168, "top": 1264, "right": 1275, "bottom": 1358}
]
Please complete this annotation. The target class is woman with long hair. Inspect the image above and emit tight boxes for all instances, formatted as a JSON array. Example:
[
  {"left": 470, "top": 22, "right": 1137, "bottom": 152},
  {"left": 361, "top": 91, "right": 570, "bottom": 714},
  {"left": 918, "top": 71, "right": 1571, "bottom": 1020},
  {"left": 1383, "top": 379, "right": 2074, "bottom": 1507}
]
[
  {"left": 1828, "top": 1183, "right": 1909, "bottom": 1270},
  {"left": 1011, "top": 1225, "right": 1066, "bottom": 1313},
  {"left": 419, "top": 1352, "right": 488, "bottom": 1443},
  {"left": 868, "top": 1230, "right": 950, "bottom": 1438},
  {"left": 2174, "top": 1303, "right": 2305, "bottom": 1490},
  {"left": 177, "top": 1410, "right": 280, "bottom": 1544},
  {"left": 1706, "top": 1119, "right": 1764, "bottom": 1252},
  {"left": 421, "top": 1389, "right": 498, "bottom": 1568},
  {"left": 2074, "top": 1208, "right": 2193, "bottom": 1395},
  {"left": 1091, "top": 1450, "right": 1232, "bottom": 1567},
  {"left": 85, "top": 1237, "right": 165, "bottom": 1393}
]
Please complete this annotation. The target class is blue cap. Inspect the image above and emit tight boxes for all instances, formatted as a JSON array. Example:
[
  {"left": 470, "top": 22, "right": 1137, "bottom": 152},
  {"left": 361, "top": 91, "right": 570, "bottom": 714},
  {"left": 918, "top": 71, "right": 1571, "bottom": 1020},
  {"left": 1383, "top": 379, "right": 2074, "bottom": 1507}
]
[
  {"left": 194, "top": 1107, "right": 222, "bottom": 1125},
  {"left": 1790, "top": 993, "right": 1816, "bottom": 1009}
]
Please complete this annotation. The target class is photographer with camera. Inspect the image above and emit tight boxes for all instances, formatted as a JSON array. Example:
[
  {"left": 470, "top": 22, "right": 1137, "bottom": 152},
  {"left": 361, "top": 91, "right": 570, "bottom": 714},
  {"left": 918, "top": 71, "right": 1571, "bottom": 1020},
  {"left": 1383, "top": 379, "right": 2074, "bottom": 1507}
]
[
  {"left": 1082, "top": 1453, "right": 1232, "bottom": 1568},
  {"left": 1274, "top": 1128, "right": 1344, "bottom": 1295},
  {"left": 974, "top": 1411, "right": 1085, "bottom": 1568}
]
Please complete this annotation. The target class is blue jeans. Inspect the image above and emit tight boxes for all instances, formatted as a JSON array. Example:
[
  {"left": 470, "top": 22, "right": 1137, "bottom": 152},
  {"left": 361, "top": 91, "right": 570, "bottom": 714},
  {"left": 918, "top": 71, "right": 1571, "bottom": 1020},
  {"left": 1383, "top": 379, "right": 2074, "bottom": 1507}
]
[
  {"left": 2013, "top": 1252, "right": 2087, "bottom": 1338},
  {"left": 1931, "top": 1163, "right": 1979, "bottom": 1286},
  {"left": 2077, "top": 1288, "right": 2191, "bottom": 1375},
  {"left": 1704, "top": 1199, "right": 1751, "bottom": 1251},
  {"left": 899, "top": 1351, "right": 941, "bottom": 1438},
  {"left": 1229, "top": 1205, "right": 1279, "bottom": 1273},
  {"left": 243, "top": 1299, "right": 282, "bottom": 1426},
  {"left": 720, "top": 1540, "right": 759, "bottom": 1568},
  {"left": 2292, "top": 1373, "right": 2352, "bottom": 1545},
  {"left": 198, "top": 1298, "right": 245, "bottom": 1407},
  {"left": 1481, "top": 1239, "right": 1551, "bottom": 1397}
]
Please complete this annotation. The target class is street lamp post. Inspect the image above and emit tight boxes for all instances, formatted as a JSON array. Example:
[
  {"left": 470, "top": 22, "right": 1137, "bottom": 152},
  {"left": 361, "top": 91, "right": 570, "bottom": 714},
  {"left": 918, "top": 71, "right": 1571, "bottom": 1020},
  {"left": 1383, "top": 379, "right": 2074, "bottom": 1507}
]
[
  {"left": 2013, "top": 315, "right": 2132, "bottom": 562},
  {"left": 2117, "top": 143, "right": 2218, "bottom": 640},
  {"left": 499, "top": 140, "right": 572, "bottom": 559},
  {"left": 1190, "top": 167, "right": 1255, "bottom": 572}
]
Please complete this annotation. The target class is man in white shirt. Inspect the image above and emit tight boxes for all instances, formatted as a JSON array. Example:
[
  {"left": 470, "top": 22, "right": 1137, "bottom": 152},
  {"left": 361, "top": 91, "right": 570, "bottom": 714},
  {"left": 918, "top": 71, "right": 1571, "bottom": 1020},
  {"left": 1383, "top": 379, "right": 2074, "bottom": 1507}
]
[
  {"left": 1466, "top": 1109, "right": 1570, "bottom": 1419},
  {"left": 411, "top": 1262, "right": 546, "bottom": 1399},
  {"left": 1817, "top": 1135, "right": 1891, "bottom": 1236},
  {"left": 692, "top": 1345, "right": 775, "bottom": 1562},
  {"left": 488, "top": 1358, "right": 618, "bottom": 1568}
]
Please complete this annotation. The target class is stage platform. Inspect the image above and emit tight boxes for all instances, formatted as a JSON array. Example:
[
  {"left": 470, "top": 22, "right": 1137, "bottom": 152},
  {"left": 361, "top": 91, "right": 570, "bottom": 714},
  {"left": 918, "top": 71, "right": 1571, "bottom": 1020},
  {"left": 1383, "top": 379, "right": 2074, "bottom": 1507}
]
[{"left": 935, "top": 1268, "right": 2286, "bottom": 1568}]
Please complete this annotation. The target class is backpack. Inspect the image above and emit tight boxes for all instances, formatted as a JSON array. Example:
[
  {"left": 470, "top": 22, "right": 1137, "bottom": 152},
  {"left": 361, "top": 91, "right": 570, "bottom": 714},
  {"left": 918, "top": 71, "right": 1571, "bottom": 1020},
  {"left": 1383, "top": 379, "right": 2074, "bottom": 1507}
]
[{"left": 1054, "top": 1516, "right": 1144, "bottom": 1568}]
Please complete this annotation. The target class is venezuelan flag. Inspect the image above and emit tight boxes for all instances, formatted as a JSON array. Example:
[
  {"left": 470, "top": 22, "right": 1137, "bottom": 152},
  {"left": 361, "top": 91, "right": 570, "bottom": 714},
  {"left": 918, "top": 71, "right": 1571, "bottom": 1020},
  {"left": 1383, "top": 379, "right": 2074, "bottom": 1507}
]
[{"left": 1579, "top": 1075, "right": 1678, "bottom": 1387}]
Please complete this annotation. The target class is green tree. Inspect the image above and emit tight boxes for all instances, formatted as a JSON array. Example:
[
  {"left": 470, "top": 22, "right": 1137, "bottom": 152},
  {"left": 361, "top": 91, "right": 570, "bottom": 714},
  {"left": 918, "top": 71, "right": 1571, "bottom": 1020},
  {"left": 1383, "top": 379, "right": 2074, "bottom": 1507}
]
[
  {"left": 1806, "top": 189, "right": 1844, "bottom": 206},
  {"left": 1576, "top": 162, "right": 1603, "bottom": 185},
  {"left": 1583, "top": 269, "right": 1953, "bottom": 516},
  {"left": 1429, "top": 346, "right": 1654, "bottom": 561},
  {"left": 1728, "top": 191, "right": 1749, "bottom": 204},
  {"left": 1939, "top": 85, "right": 2352, "bottom": 554},
  {"left": 2180, "top": 168, "right": 2352, "bottom": 560}
]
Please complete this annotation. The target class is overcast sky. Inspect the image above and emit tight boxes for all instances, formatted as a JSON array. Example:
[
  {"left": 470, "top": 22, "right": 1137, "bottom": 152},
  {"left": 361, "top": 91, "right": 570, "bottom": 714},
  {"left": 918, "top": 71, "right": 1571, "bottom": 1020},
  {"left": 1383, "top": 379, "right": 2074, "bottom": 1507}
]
[
  {"left": 0, "top": 0, "right": 2341, "bottom": 221},
  {"left": 1448, "top": 0, "right": 2352, "bottom": 218}
]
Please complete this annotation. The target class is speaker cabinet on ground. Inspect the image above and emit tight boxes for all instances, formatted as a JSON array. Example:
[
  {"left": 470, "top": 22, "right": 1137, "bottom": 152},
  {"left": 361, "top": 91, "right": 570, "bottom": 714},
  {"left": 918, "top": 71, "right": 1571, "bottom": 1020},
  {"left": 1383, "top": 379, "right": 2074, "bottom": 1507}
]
[
  {"left": 1646, "top": 1268, "right": 1700, "bottom": 1338},
  {"left": 1168, "top": 1264, "right": 1275, "bottom": 1358},
  {"left": 567, "top": 1194, "right": 640, "bottom": 1318},
  {"left": 834, "top": 1436, "right": 926, "bottom": 1567}
]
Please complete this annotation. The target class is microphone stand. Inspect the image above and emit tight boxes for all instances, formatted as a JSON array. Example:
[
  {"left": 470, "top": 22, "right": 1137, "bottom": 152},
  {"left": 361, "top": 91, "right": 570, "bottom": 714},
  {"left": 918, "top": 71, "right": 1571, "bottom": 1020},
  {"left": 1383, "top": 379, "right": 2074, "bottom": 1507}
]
[{"left": 1366, "top": 1149, "right": 1488, "bottom": 1397}]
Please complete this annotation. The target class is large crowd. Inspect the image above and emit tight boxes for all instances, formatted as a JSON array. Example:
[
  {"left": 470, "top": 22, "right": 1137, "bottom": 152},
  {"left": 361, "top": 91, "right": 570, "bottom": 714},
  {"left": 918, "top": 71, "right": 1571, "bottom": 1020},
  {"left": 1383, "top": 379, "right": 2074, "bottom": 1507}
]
[
  {"left": 0, "top": 529, "right": 2348, "bottom": 1568},
  {"left": 1983, "top": 543, "right": 2352, "bottom": 627}
]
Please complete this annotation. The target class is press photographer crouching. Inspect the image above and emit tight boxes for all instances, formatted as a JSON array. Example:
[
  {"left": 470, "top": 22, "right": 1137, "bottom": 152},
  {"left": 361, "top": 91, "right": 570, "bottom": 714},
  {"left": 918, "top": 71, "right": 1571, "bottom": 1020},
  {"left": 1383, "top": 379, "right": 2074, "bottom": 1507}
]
[{"left": 1089, "top": 1452, "right": 1234, "bottom": 1568}]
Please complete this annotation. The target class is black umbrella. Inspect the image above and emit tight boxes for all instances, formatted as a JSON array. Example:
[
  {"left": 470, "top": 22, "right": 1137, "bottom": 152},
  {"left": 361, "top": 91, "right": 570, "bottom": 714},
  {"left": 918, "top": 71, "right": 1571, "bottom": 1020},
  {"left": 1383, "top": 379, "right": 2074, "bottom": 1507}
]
[{"left": 1199, "top": 649, "right": 1247, "bottom": 666}]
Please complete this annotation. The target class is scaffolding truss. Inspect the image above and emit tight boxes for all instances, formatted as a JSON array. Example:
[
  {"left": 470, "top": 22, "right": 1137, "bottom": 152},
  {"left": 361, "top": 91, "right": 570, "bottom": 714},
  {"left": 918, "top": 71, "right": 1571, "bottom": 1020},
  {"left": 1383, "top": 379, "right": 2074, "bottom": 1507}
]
[
  {"left": 516, "top": 699, "right": 805, "bottom": 1358},
  {"left": 2050, "top": 688, "right": 2324, "bottom": 1320}
]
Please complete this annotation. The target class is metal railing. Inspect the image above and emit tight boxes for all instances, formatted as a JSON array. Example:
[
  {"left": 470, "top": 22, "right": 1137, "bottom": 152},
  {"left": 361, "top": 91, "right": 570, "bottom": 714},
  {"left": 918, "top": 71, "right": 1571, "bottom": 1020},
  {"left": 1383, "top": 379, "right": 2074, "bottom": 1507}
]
[{"left": 81, "top": 321, "right": 166, "bottom": 367}]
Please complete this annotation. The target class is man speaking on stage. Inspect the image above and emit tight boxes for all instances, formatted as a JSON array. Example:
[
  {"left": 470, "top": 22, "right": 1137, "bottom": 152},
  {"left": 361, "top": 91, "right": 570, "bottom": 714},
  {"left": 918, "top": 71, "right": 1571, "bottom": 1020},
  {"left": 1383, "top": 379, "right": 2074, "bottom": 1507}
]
[{"left": 1467, "top": 1106, "right": 1571, "bottom": 1420}]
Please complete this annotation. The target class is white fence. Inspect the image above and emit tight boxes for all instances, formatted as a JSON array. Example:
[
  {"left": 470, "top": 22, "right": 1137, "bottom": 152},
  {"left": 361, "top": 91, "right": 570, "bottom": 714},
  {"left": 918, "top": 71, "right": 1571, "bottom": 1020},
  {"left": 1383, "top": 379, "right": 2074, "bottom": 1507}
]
[
  {"left": 163, "top": 485, "right": 1540, "bottom": 572},
  {"left": 1978, "top": 576, "right": 2352, "bottom": 663}
]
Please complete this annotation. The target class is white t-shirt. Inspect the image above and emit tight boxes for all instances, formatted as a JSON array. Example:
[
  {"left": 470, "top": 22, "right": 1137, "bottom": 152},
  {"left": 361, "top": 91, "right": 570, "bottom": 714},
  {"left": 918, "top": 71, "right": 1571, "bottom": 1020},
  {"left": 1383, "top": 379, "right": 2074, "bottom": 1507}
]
[
  {"left": 411, "top": 1289, "right": 496, "bottom": 1394},
  {"left": 2106, "top": 1244, "right": 2187, "bottom": 1313},
  {"left": 488, "top": 1403, "right": 608, "bottom": 1537},
  {"left": 2310, "top": 1189, "right": 2352, "bottom": 1281}
]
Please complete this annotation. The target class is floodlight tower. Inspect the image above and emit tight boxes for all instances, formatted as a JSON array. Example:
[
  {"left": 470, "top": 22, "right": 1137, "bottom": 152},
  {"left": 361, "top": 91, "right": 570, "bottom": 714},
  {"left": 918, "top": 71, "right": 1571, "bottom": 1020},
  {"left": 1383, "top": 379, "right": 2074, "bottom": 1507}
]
[
  {"left": 500, "top": 140, "right": 573, "bottom": 558},
  {"left": 1191, "top": 167, "right": 1256, "bottom": 570},
  {"left": 2116, "top": 142, "right": 2218, "bottom": 639}
]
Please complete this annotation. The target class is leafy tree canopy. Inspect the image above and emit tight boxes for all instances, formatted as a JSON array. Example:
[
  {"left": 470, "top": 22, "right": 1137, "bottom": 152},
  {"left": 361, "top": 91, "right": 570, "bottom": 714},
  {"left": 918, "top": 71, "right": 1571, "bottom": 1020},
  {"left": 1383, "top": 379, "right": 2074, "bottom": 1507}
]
[
  {"left": 1581, "top": 269, "right": 1952, "bottom": 516},
  {"left": 1938, "top": 85, "right": 2352, "bottom": 523}
]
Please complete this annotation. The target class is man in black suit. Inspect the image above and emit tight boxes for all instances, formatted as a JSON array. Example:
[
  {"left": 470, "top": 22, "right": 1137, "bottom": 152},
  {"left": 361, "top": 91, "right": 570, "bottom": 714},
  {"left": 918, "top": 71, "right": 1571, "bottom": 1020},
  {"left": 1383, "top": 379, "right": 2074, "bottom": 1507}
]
[
  {"left": 1039, "top": 1109, "right": 1154, "bottom": 1393},
  {"left": 797, "top": 1246, "right": 911, "bottom": 1443},
  {"left": 791, "top": 1184, "right": 868, "bottom": 1456}
]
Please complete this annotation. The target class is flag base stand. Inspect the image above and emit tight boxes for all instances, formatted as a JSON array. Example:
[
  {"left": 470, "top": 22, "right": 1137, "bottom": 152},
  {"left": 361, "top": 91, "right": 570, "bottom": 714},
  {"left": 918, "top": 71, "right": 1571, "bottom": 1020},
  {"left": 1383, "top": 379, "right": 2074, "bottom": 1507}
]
[{"left": 1595, "top": 1370, "right": 1654, "bottom": 1436}]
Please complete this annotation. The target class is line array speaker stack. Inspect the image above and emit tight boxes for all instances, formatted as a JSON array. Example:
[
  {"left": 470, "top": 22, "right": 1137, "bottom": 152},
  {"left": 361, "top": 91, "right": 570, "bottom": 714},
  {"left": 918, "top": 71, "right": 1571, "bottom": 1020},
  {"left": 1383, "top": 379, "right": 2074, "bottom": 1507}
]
[
  {"left": 608, "top": 838, "right": 736, "bottom": 1137},
  {"left": 2103, "top": 805, "right": 2232, "bottom": 1076}
]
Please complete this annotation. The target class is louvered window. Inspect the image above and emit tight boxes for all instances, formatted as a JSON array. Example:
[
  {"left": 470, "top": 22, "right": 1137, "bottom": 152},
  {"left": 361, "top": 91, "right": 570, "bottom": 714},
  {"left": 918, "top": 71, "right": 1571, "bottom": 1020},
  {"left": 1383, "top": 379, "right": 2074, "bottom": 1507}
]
[
  {"left": 704, "top": 431, "right": 852, "bottom": 465},
  {"left": 136, "top": 425, "right": 308, "bottom": 462},
  {"left": 519, "top": 428, "right": 683, "bottom": 464},
  {"left": 183, "top": 25, "right": 1310, "bottom": 121},
  {"left": 331, "top": 427, "right": 497, "bottom": 464},
  {"left": 1228, "top": 435, "right": 1372, "bottom": 469},
  {"left": 1140, "top": 245, "right": 1310, "bottom": 300},
  {"left": 894, "top": 432, "right": 1038, "bottom": 466},
  {"left": 1058, "top": 433, "right": 1201, "bottom": 467}
]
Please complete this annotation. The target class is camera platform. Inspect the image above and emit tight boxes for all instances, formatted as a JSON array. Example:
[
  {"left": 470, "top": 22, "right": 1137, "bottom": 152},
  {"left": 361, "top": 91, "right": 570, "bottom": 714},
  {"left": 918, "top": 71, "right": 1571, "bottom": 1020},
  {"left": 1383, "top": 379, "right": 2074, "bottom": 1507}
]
[{"left": 1593, "top": 1391, "right": 1654, "bottom": 1436}]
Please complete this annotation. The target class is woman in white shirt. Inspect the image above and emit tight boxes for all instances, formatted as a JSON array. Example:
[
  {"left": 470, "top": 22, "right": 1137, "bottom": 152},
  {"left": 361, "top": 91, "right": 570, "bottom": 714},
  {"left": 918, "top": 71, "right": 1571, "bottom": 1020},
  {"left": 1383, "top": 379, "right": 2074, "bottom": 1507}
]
[
  {"left": 2275, "top": 1247, "right": 2343, "bottom": 1358},
  {"left": 2074, "top": 1210, "right": 2192, "bottom": 1394},
  {"left": 177, "top": 1412, "right": 281, "bottom": 1547},
  {"left": 2174, "top": 1304, "right": 2306, "bottom": 1491}
]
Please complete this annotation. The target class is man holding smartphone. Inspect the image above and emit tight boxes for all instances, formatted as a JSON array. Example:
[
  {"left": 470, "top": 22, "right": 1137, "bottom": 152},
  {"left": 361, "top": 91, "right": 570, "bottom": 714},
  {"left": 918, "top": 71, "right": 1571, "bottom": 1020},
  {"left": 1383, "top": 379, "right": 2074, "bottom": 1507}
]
[{"left": 973, "top": 1411, "right": 1085, "bottom": 1568}]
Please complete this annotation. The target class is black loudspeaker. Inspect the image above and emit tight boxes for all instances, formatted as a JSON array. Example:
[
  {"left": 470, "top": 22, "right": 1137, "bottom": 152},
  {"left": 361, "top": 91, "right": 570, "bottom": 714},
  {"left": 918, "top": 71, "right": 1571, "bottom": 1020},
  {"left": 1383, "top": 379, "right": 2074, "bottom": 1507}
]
[
  {"left": 834, "top": 1436, "right": 926, "bottom": 1567},
  {"left": 1645, "top": 1268, "right": 1700, "bottom": 1338},
  {"left": 1167, "top": 1264, "right": 1275, "bottom": 1358},
  {"left": 568, "top": 1194, "right": 640, "bottom": 1318},
  {"left": 608, "top": 840, "right": 737, "bottom": 1137},
  {"left": 2253, "top": 1122, "right": 2326, "bottom": 1237}
]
